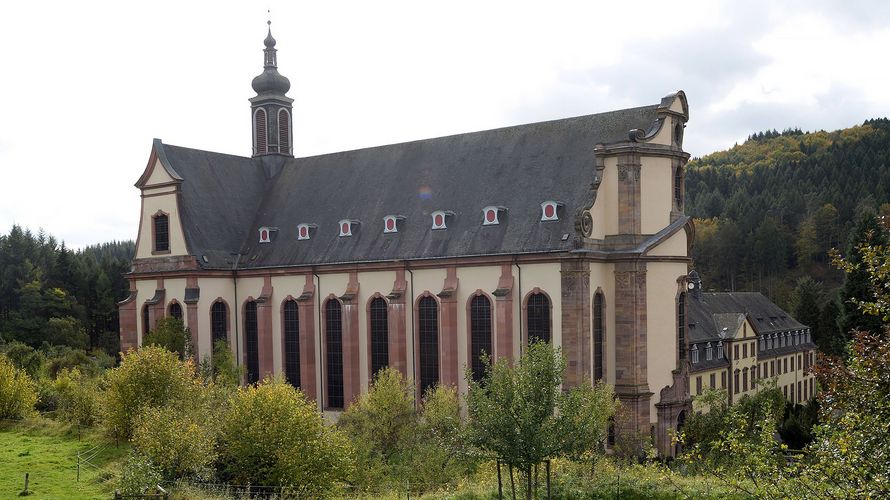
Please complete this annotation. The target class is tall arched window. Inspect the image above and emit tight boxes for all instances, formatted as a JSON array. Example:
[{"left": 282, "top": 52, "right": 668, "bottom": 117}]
[
  {"left": 527, "top": 292, "right": 551, "bottom": 344},
  {"left": 470, "top": 295, "right": 492, "bottom": 382},
  {"left": 678, "top": 292, "right": 686, "bottom": 360},
  {"left": 326, "top": 300, "right": 344, "bottom": 409},
  {"left": 211, "top": 301, "right": 228, "bottom": 345},
  {"left": 278, "top": 109, "right": 290, "bottom": 155},
  {"left": 418, "top": 296, "right": 439, "bottom": 396},
  {"left": 593, "top": 292, "right": 605, "bottom": 381},
  {"left": 142, "top": 305, "right": 151, "bottom": 336},
  {"left": 168, "top": 302, "right": 182, "bottom": 321},
  {"left": 244, "top": 301, "right": 259, "bottom": 384},
  {"left": 369, "top": 297, "right": 389, "bottom": 377},
  {"left": 254, "top": 108, "right": 267, "bottom": 155},
  {"left": 283, "top": 299, "right": 300, "bottom": 388}
]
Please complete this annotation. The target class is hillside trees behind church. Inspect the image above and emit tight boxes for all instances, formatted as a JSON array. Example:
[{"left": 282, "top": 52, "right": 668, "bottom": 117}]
[
  {"left": 686, "top": 118, "right": 890, "bottom": 346},
  {"left": 0, "top": 225, "right": 133, "bottom": 355}
]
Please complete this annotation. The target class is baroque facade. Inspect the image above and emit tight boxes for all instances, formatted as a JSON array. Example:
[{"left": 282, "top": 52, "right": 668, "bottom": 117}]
[{"left": 119, "top": 23, "right": 698, "bottom": 456}]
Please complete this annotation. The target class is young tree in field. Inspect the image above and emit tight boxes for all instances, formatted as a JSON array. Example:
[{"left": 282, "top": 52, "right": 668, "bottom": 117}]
[
  {"left": 142, "top": 317, "right": 190, "bottom": 359},
  {"left": 465, "top": 342, "right": 617, "bottom": 499}
]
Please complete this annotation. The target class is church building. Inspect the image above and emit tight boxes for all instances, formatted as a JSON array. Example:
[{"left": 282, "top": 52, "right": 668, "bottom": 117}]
[{"left": 119, "top": 23, "right": 699, "bottom": 456}]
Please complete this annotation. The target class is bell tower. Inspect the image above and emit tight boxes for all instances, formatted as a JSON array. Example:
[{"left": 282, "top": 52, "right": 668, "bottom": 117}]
[{"left": 250, "top": 21, "right": 294, "bottom": 157}]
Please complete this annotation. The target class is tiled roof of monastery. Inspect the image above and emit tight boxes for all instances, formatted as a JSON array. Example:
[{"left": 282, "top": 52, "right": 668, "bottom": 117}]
[
  {"left": 686, "top": 292, "right": 808, "bottom": 343},
  {"left": 158, "top": 103, "right": 666, "bottom": 269}
]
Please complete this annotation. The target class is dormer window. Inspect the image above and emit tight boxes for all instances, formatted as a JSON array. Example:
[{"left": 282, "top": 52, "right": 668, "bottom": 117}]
[
  {"left": 691, "top": 344, "right": 699, "bottom": 364},
  {"left": 258, "top": 226, "right": 274, "bottom": 243},
  {"left": 431, "top": 210, "right": 453, "bottom": 230},
  {"left": 717, "top": 341, "right": 724, "bottom": 359},
  {"left": 297, "top": 223, "right": 316, "bottom": 241},
  {"left": 705, "top": 342, "right": 713, "bottom": 361},
  {"left": 482, "top": 206, "right": 505, "bottom": 226},
  {"left": 540, "top": 201, "right": 562, "bottom": 222},
  {"left": 339, "top": 220, "right": 358, "bottom": 237},
  {"left": 383, "top": 215, "right": 405, "bottom": 234}
]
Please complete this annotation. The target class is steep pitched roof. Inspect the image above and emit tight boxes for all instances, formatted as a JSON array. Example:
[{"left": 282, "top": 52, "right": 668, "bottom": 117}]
[
  {"left": 686, "top": 292, "right": 807, "bottom": 343},
  {"left": 155, "top": 102, "right": 664, "bottom": 269}
]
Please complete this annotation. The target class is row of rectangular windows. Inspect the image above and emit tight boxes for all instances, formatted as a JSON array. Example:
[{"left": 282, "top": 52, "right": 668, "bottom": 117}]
[{"left": 695, "top": 370, "right": 816, "bottom": 403}]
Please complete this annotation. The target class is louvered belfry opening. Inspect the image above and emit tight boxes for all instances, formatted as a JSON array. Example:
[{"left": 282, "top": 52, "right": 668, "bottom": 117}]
[
  {"left": 527, "top": 293, "right": 551, "bottom": 344},
  {"left": 254, "top": 108, "right": 268, "bottom": 155},
  {"left": 283, "top": 299, "right": 300, "bottom": 388},
  {"left": 593, "top": 293, "right": 605, "bottom": 381},
  {"left": 244, "top": 301, "right": 260, "bottom": 384},
  {"left": 211, "top": 302, "right": 227, "bottom": 345},
  {"left": 326, "top": 300, "right": 344, "bottom": 409},
  {"left": 278, "top": 109, "right": 290, "bottom": 155},
  {"left": 418, "top": 296, "right": 440, "bottom": 396},
  {"left": 470, "top": 295, "right": 492, "bottom": 382},
  {"left": 369, "top": 297, "right": 389, "bottom": 377},
  {"left": 153, "top": 214, "right": 169, "bottom": 252}
]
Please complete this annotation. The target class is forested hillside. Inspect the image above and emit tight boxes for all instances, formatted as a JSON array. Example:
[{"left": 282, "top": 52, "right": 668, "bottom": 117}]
[
  {"left": 0, "top": 225, "right": 134, "bottom": 354},
  {"left": 685, "top": 118, "right": 890, "bottom": 352}
]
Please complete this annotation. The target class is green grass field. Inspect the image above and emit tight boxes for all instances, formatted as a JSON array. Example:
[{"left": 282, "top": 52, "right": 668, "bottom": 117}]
[{"left": 0, "top": 417, "right": 127, "bottom": 500}]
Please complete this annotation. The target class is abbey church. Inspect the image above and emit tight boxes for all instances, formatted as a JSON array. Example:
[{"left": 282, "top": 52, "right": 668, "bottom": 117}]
[{"left": 117, "top": 23, "right": 813, "bottom": 457}]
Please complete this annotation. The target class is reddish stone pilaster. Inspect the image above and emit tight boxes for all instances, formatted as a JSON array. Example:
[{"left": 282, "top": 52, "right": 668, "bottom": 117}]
[
  {"left": 437, "top": 267, "right": 460, "bottom": 387},
  {"left": 387, "top": 269, "right": 409, "bottom": 377},
  {"left": 151, "top": 278, "right": 166, "bottom": 329},
  {"left": 184, "top": 276, "right": 200, "bottom": 359},
  {"left": 256, "top": 275, "right": 275, "bottom": 379},
  {"left": 614, "top": 261, "right": 652, "bottom": 449},
  {"left": 561, "top": 259, "right": 591, "bottom": 388},
  {"left": 493, "top": 263, "right": 514, "bottom": 363},
  {"left": 118, "top": 279, "right": 138, "bottom": 352},
  {"left": 340, "top": 272, "right": 361, "bottom": 406},
  {"left": 617, "top": 153, "right": 642, "bottom": 235},
  {"left": 295, "top": 273, "right": 317, "bottom": 402}
]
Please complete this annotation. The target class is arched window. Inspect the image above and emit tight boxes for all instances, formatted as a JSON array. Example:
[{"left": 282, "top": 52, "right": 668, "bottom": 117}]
[
  {"left": 418, "top": 296, "right": 439, "bottom": 396},
  {"left": 283, "top": 299, "right": 300, "bottom": 388},
  {"left": 153, "top": 213, "right": 169, "bottom": 252},
  {"left": 142, "top": 304, "right": 151, "bottom": 336},
  {"left": 326, "top": 300, "right": 344, "bottom": 409},
  {"left": 527, "top": 292, "right": 550, "bottom": 343},
  {"left": 211, "top": 301, "right": 228, "bottom": 345},
  {"left": 691, "top": 344, "right": 699, "bottom": 364},
  {"left": 678, "top": 293, "right": 686, "bottom": 360},
  {"left": 470, "top": 295, "right": 492, "bottom": 382},
  {"left": 593, "top": 292, "right": 605, "bottom": 381},
  {"left": 717, "top": 341, "right": 724, "bottom": 359},
  {"left": 278, "top": 109, "right": 290, "bottom": 155},
  {"left": 254, "top": 108, "right": 267, "bottom": 155},
  {"left": 369, "top": 297, "right": 389, "bottom": 377},
  {"left": 168, "top": 302, "right": 182, "bottom": 321},
  {"left": 674, "top": 165, "right": 683, "bottom": 208},
  {"left": 244, "top": 301, "right": 259, "bottom": 384},
  {"left": 705, "top": 342, "right": 713, "bottom": 361}
]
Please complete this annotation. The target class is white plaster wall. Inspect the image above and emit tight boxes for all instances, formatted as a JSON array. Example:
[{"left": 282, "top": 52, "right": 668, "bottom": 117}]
[
  {"left": 516, "top": 263, "right": 562, "bottom": 356},
  {"left": 195, "top": 277, "right": 236, "bottom": 363},
  {"left": 591, "top": 157, "right": 619, "bottom": 239},
  {"left": 134, "top": 191, "right": 190, "bottom": 259},
  {"left": 640, "top": 156, "right": 673, "bottom": 234},
  {"left": 164, "top": 277, "right": 186, "bottom": 322},
  {"left": 646, "top": 230, "right": 687, "bottom": 257},
  {"left": 645, "top": 261, "right": 688, "bottom": 422}
]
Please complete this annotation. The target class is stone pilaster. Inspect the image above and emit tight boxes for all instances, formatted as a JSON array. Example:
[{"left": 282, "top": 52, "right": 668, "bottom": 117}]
[
  {"left": 255, "top": 275, "right": 275, "bottom": 379},
  {"left": 614, "top": 261, "right": 652, "bottom": 446},
  {"left": 118, "top": 279, "right": 138, "bottom": 352},
  {"left": 339, "top": 272, "right": 361, "bottom": 406},
  {"left": 437, "top": 267, "right": 460, "bottom": 387},
  {"left": 617, "top": 153, "right": 642, "bottom": 235},
  {"left": 295, "top": 273, "right": 317, "bottom": 403},
  {"left": 387, "top": 269, "right": 409, "bottom": 377},
  {"left": 561, "top": 259, "right": 591, "bottom": 388},
  {"left": 184, "top": 276, "right": 200, "bottom": 359},
  {"left": 493, "top": 263, "right": 514, "bottom": 363}
]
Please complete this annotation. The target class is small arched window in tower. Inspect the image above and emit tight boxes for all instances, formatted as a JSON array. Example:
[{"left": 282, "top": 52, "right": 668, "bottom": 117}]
[
  {"left": 674, "top": 166, "right": 683, "bottom": 208},
  {"left": 418, "top": 296, "right": 440, "bottom": 396},
  {"left": 283, "top": 299, "right": 300, "bottom": 388},
  {"left": 540, "top": 201, "right": 561, "bottom": 222},
  {"left": 326, "top": 300, "right": 344, "bottom": 409},
  {"left": 211, "top": 301, "right": 228, "bottom": 345},
  {"left": 244, "top": 300, "right": 260, "bottom": 384},
  {"left": 678, "top": 292, "right": 686, "bottom": 361},
  {"left": 470, "top": 294, "right": 492, "bottom": 382},
  {"left": 527, "top": 292, "right": 551, "bottom": 344},
  {"left": 168, "top": 302, "right": 182, "bottom": 321},
  {"left": 369, "top": 297, "right": 389, "bottom": 376},
  {"left": 153, "top": 213, "right": 169, "bottom": 252},
  {"left": 254, "top": 108, "right": 268, "bottom": 155},
  {"left": 593, "top": 292, "right": 605, "bottom": 381},
  {"left": 278, "top": 109, "right": 290, "bottom": 155}
]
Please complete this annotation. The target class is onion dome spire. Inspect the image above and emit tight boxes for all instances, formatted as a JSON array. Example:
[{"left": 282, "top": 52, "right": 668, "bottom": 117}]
[
  {"left": 251, "top": 21, "right": 291, "bottom": 96},
  {"left": 249, "top": 18, "right": 294, "bottom": 157}
]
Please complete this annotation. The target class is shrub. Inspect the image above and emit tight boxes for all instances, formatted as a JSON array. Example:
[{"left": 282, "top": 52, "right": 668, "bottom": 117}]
[
  {"left": 54, "top": 368, "right": 101, "bottom": 427},
  {"left": 34, "top": 376, "right": 60, "bottom": 412},
  {"left": 143, "top": 318, "right": 190, "bottom": 359},
  {"left": 218, "top": 377, "right": 353, "bottom": 495},
  {"left": 210, "top": 340, "right": 240, "bottom": 387},
  {"left": 103, "top": 345, "right": 198, "bottom": 441},
  {"left": 2, "top": 341, "right": 44, "bottom": 379},
  {"left": 0, "top": 354, "right": 37, "bottom": 419},
  {"left": 118, "top": 452, "right": 162, "bottom": 495},
  {"left": 131, "top": 405, "right": 217, "bottom": 481},
  {"left": 46, "top": 348, "right": 96, "bottom": 378}
]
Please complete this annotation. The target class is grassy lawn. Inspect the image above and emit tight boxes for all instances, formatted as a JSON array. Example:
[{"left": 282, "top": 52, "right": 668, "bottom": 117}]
[{"left": 0, "top": 417, "right": 127, "bottom": 500}]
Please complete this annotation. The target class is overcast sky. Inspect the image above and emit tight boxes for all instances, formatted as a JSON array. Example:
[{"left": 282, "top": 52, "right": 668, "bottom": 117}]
[{"left": 1, "top": 0, "right": 889, "bottom": 248}]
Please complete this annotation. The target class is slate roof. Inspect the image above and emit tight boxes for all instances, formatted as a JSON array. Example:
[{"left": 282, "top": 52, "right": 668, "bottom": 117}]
[
  {"left": 686, "top": 292, "right": 807, "bottom": 344},
  {"left": 156, "top": 102, "right": 667, "bottom": 269}
]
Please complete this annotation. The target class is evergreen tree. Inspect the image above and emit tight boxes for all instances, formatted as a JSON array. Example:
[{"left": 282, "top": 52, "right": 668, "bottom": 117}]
[{"left": 837, "top": 213, "right": 888, "bottom": 338}]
